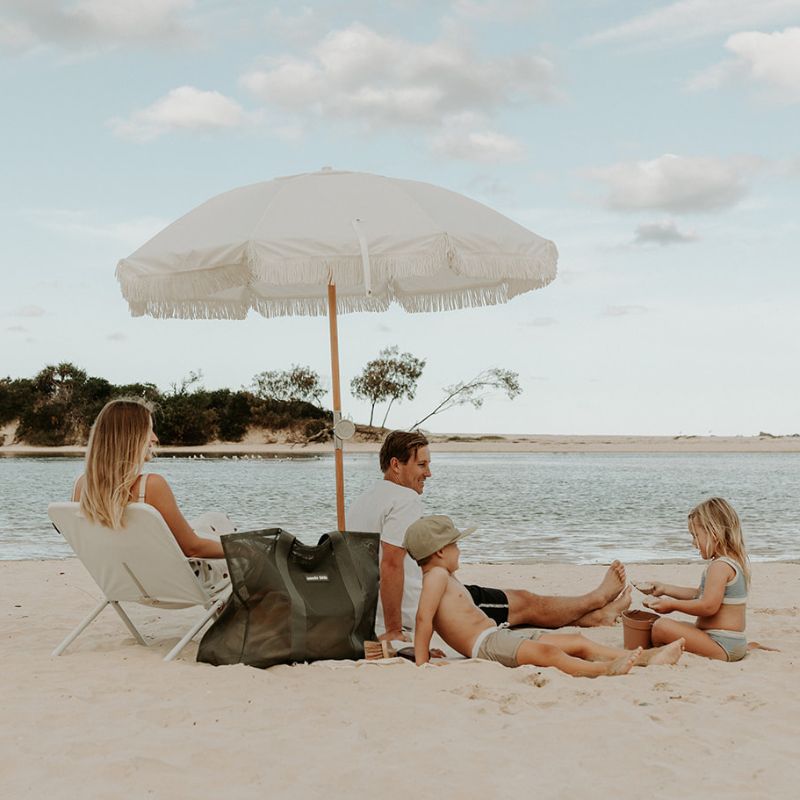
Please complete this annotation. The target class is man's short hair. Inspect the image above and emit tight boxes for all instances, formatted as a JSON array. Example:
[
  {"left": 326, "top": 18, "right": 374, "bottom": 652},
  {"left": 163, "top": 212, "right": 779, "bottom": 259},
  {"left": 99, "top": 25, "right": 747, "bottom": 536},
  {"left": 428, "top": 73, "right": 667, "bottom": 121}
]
[{"left": 379, "top": 430, "right": 429, "bottom": 473}]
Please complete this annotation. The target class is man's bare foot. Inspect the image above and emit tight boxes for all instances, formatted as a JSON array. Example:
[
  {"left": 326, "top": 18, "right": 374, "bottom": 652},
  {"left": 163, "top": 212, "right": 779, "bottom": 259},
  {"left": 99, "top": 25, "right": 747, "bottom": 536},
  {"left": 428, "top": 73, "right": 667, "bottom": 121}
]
[
  {"left": 594, "top": 560, "right": 627, "bottom": 606},
  {"left": 605, "top": 647, "right": 640, "bottom": 676},
  {"left": 576, "top": 585, "right": 632, "bottom": 627},
  {"left": 635, "top": 638, "right": 684, "bottom": 666}
]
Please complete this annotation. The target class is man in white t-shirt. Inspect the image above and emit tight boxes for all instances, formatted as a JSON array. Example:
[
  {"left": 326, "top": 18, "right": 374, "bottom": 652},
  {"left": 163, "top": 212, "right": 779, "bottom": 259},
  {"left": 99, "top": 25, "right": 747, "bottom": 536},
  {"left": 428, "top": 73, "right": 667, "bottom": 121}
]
[{"left": 347, "top": 430, "right": 632, "bottom": 641}]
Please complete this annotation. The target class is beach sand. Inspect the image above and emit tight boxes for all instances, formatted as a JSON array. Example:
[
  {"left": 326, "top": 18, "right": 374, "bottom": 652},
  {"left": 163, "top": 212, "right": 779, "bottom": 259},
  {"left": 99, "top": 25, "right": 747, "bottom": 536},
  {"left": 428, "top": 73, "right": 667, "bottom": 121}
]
[{"left": 2, "top": 560, "right": 797, "bottom": 799}]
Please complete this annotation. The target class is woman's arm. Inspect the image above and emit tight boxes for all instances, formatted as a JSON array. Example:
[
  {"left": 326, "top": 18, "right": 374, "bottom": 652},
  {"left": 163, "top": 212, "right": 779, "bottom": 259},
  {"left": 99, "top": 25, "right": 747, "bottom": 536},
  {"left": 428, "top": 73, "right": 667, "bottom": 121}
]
[
  {"left": 646, "top": 561, "right": 731, "bottom": 616},
  {"left": 146, "top": 475, "right": 225, "bottom": 559}
]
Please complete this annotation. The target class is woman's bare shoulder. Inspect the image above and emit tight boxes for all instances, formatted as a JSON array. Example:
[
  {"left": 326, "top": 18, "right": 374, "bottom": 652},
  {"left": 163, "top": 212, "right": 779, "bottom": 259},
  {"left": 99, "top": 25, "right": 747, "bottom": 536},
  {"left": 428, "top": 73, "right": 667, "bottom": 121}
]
[{"left": 72, "top": 474, "right": 85, "bottom": 501}]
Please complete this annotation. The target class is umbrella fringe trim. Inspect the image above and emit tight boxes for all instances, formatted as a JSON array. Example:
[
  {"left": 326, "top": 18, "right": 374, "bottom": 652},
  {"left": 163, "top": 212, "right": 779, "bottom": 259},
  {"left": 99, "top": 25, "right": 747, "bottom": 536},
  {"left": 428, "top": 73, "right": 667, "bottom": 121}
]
[
  {"left": 116, "top": 261, "right": 250, "bottom": 302},
  {"left": 116, "top": 239, "right": 558, "bottom": 304},
  {"left": 124, "top": 283, "right": 546, "bottom": 319}
]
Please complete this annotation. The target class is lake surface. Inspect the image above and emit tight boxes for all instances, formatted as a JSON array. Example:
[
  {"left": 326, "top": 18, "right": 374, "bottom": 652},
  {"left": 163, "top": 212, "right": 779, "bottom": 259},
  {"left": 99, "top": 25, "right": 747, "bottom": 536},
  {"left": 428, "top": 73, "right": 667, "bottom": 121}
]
[{"left": 1, "top": 452, "right": 798, "bottom": 563}]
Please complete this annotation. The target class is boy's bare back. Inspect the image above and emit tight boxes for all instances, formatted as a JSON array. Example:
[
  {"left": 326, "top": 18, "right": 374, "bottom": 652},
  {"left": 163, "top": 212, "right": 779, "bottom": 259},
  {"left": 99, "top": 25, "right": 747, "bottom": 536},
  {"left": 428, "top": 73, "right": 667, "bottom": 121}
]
[{"left": 422, "top": 566, "right": 496, "bottom": 658}]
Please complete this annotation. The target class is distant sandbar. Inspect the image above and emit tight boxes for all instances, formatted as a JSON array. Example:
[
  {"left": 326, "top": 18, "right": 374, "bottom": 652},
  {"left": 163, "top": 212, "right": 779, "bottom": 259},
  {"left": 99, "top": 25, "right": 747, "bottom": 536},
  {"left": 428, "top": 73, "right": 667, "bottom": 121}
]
[{"left": 3, "top": 432, "right": 800, "bottom": 456}]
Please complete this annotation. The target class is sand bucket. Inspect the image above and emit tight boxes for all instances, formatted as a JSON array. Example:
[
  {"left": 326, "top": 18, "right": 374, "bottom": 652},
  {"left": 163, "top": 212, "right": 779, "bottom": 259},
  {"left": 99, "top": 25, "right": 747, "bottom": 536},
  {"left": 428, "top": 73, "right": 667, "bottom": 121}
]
[{"left": 622, "top": 609, "right": 659, "bottom": 649}]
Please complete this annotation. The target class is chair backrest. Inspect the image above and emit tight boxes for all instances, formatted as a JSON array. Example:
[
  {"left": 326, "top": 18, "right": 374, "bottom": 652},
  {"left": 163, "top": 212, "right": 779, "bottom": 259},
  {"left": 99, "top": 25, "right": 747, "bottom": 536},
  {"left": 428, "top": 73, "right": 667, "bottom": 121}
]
[{"left": 48, "top": 502, "right": 211, "bottom": 608}]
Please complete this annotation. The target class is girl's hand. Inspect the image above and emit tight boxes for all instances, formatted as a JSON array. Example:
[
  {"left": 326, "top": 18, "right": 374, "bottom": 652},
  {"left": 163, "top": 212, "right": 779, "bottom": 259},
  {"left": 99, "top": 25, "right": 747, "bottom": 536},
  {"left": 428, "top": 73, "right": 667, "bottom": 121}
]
[
  {"left": 634, "top": 581, "right": 665, "bottom": 596},
  {"left": 643, "top": 597, "right": 672, "bottom": 613}
]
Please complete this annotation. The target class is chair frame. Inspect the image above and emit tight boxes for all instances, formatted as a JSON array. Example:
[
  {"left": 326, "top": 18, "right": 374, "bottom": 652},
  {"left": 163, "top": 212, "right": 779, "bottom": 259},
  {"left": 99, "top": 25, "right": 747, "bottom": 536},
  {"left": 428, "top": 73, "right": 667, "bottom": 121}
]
[{"left": 49, "top": 502, "right": 229, "bottom": 662}]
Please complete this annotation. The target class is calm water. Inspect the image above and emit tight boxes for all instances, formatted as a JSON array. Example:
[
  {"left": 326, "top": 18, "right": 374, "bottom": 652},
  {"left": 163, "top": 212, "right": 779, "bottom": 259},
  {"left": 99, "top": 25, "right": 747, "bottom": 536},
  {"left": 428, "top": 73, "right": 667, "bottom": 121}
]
[{"left": 1, "top": 452, "right": 798, "bottom": 563}]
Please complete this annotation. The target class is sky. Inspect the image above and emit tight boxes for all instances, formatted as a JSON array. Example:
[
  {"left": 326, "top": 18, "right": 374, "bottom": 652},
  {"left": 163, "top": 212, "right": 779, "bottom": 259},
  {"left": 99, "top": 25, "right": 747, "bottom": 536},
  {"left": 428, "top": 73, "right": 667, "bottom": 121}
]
[{"left": 1, "top": 0, "right": 799, "bottom": 436}]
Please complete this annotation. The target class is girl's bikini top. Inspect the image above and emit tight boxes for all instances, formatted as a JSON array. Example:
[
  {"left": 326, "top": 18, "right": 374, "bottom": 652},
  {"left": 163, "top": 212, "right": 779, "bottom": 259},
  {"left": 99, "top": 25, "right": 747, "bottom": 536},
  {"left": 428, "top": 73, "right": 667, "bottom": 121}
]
[{"left": 699, "top": 556, "right": 748, "bottom": 604}]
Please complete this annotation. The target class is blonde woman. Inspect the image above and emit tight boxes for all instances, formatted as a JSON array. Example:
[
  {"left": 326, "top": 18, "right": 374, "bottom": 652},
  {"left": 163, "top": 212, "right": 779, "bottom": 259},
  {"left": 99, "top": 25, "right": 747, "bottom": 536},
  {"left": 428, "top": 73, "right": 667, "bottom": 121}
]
[
  {"left": 73, "top": 398, "right": 230, "bottom": 590},
  {"left": 639, "top": 497, "right": 750, "bottom": 661}
]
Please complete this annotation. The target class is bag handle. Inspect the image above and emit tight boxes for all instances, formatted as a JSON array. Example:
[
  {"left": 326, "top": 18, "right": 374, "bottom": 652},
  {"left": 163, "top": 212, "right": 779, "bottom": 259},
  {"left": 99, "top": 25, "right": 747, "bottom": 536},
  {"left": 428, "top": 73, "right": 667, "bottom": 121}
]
[
  {"left": 329, "top": 531, "right": 366, "bottom": 653},
  {"left": 275, "top": 530, "right": 307, "bottom": 663}
]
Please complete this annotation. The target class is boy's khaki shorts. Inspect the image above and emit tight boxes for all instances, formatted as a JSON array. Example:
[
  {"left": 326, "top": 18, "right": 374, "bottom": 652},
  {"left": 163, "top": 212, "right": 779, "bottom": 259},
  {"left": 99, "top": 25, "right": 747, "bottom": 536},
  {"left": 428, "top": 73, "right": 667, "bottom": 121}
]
[{"left": 476, "top": 627, "right": 543, "bottom": 667}]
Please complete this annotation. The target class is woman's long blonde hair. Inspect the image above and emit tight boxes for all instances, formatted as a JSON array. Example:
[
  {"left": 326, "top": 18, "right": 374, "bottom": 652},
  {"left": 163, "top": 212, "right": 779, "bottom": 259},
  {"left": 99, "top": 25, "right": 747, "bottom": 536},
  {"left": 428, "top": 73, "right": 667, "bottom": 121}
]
[
  {"left": 688, "top": 497, "right": 750, "bottom": 585},
  {"left": 80, "top": 398, "right": 154, "bottom": 529}
]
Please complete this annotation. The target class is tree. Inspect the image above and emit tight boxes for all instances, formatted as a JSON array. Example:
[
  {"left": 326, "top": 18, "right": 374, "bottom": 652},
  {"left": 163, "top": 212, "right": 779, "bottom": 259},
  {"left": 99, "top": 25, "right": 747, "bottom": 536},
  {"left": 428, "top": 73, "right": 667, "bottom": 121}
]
[
  {"left": 0, "top": 377, "right": 35, "bottom": 426},
  {"left": 350, "top": 346, "right": 426, "bottom": 428},
  {"left": 17, "top": 362, "right": 113, "bottom": 445},
  {"left": 250, "top": 365, "right": 325, "bottom": 405},
  {"left": 411, "top": 368, "right": 521, "bottom": 429},
  {"left": 155, "top": 370, "right": 216, "bottom": 446}
]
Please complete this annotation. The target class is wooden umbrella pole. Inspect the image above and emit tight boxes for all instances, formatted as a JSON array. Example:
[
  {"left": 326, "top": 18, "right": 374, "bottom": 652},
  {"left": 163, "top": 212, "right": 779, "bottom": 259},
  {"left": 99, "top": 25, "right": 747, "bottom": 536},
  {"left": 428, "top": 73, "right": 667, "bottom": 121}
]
[{"left": 327, "top": 282, "right": 346, "bottom": 531}]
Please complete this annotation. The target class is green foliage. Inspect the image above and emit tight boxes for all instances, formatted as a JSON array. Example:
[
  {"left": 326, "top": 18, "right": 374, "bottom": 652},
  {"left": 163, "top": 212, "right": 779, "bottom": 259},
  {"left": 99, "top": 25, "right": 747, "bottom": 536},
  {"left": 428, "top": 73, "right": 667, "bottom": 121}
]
[
  {"left": 350, "top": 346, "right": 426, "bottom": 427},
  {"left": 3, "top": 363, "right": 333, "bottom": 447},
  {"left": 251, "top": 365, "right": 325, "bottom": 405},
  {"left": 210, "top": 389, "right": 252, "bottom": 442},
  {"left": 0, "top": 377, "right": 35, "bottom": 426},
  {"left": 15, "top": 363, "right": 114, "bottom": 446}
]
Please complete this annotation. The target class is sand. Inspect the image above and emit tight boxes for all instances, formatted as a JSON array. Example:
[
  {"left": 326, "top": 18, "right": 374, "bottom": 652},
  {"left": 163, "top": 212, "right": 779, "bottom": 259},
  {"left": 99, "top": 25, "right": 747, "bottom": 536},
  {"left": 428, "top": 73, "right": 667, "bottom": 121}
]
[{"left": 1, "top": 559, "right": 797, "bottom": 799}]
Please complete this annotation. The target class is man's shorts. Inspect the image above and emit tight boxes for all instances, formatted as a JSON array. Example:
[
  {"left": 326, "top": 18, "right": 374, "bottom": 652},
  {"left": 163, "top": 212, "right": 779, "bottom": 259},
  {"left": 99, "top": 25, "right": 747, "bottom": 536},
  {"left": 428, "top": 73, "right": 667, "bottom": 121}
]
[
  {"left": 474, "top": 627, "right": 543, "bottom": 667},
  {"left": 465, "top": 584, "right": 510, "bottom": 624}
]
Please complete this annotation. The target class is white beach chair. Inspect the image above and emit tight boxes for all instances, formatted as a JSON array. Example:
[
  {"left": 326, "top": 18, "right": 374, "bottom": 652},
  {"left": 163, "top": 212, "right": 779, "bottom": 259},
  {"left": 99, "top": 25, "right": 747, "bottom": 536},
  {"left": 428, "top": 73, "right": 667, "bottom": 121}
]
[{"left": 48, "top": 502, "right": 230, "bottom": 662}]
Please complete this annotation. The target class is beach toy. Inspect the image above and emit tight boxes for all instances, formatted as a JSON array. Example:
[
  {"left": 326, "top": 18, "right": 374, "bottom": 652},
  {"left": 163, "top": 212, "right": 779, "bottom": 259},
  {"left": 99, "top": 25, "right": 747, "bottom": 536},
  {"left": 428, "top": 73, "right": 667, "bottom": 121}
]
[{"left": 622, "top": 609, "right": 660, "bottom": 650}]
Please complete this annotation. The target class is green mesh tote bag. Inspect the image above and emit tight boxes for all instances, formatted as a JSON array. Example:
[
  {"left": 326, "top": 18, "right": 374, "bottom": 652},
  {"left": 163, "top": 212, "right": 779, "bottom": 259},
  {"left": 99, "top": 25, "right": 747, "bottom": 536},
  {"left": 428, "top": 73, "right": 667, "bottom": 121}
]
[{"left": 197, "top": 528, "right": 379, "bottom": 668}]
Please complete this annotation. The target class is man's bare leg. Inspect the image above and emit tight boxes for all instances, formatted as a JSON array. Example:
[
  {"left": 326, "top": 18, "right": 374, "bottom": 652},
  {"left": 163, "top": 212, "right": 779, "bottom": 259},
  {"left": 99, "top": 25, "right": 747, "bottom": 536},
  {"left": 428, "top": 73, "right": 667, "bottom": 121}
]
[
  {"left": 572, "top": 586, "right": 632, "bottom": 627},
  {"left": 505, "top": 561, "right": 627, "bottom": 628}
]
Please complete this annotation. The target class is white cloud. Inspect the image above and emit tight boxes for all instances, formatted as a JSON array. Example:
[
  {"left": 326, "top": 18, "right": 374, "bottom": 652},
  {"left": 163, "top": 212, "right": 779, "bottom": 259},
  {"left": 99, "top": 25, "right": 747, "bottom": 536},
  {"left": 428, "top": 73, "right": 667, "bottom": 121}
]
[
  {"left": 108, "top": 86, "right": 247, "bottom": 142},
  {"left": 0, "top": 16, "right": 37, "bottom": 50},
  {"left": 240, "top": 22, "right": 558, "bottom": 128},
  {"left": 70, "top": 0, "right": 193, "bottom": 38},
  {"left": 0, "top": 0, "right": 196, "bottom": 51},
  {"left": 430, "top": 120, "right": 525, "bottom": 163},
  {"left": 526, "top": 317, "right": 557, "bottom": 327},
  {"left": 584, "top": 1, "right": 800, "bottom": 46},
  {"left": 688, "top": 28, "right": 800, "bottom": 103},
  {"left": 106, "top": 332, "right": 127, "bottom": 341},
  {"left": 586, "top": 154, "right": 753, "bottom": 213},
  {"left": 633, "top": 220, "right": 699, "bottom": 246},
  {"left": 263, "top": 6, "right": 322, "bottom": 44},
  {"left": 6, "top": 325, "right": 28, "bottom": 333},
  {"left": 603, "top": 305, "right": 649, "bottom": 317},
  {"left": 30, "top": 209, "right": 169, "bottom": 249},
  {"left": 8, "top": 305, "right": 46, "bottom": 317}
]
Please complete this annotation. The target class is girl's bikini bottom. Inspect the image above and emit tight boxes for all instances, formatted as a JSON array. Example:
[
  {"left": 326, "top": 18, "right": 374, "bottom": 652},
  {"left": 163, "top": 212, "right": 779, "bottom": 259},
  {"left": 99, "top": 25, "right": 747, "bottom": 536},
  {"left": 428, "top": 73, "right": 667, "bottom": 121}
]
[{"left": 704, "top": 629, "right": 747, "bottom": 662}]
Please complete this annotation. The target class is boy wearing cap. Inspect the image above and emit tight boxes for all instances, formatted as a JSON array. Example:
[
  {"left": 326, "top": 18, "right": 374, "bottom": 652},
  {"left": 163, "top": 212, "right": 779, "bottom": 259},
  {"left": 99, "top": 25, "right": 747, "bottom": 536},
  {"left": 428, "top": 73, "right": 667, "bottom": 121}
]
[{"left": 406, "top": 516, "right": 684, "bottom": 677}]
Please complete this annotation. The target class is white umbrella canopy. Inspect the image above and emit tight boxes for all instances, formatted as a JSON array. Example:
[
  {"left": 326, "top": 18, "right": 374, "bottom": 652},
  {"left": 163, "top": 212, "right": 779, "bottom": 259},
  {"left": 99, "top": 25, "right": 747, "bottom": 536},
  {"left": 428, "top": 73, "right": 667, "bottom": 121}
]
[{"left": 116, "top": 169, "right": 558, "bottom": 529}]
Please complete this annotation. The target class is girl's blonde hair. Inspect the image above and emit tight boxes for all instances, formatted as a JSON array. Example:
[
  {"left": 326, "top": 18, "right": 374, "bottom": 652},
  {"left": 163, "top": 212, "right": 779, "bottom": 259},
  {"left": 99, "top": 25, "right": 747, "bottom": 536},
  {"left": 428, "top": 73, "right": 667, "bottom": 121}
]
[
  {"left": 80, "top": 398, "right": 154, "bottom": 530},
  {"left": 688, "top": 497, "right": 750, "bottom": 585}
]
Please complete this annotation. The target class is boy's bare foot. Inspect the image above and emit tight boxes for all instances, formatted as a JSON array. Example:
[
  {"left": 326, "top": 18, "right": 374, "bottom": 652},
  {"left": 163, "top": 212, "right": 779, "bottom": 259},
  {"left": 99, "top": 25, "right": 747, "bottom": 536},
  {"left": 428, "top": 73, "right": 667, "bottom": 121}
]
[
  {"left": 577, "top": 585, "right": 632, "bottom": 627},
  {"left": 605, "top": 647, "right": 640, "bottom": 676},
  {"left": 594, "top": 560, "right": 627, "bottom": 606},
  {"left": 635, "top": 638, "right": 684, "bottom": 666}
]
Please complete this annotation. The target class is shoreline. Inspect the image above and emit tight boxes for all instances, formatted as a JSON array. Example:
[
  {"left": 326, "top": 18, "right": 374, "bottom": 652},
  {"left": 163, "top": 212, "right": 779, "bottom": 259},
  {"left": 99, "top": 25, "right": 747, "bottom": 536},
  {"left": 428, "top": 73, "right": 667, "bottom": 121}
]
[{"left": 3, "top": 432, "right": 800, "bottom": 456}]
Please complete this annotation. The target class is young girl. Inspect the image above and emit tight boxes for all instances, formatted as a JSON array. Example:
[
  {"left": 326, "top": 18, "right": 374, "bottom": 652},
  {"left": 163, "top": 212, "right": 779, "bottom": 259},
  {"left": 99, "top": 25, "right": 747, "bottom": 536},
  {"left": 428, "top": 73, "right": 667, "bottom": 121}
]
[
  {"left": 73, "top": 398, "right": 230, "bottom": 591},
  {"left": 640, "top": 497, "right": 749, "bottom": 662}
]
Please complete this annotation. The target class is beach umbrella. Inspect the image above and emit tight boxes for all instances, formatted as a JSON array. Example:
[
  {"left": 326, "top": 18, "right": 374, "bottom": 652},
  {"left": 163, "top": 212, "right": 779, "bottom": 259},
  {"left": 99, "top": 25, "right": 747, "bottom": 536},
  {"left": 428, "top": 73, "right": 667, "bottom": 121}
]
[{"left": 116, "top": 169, "right": 558, "bottom": 530}]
